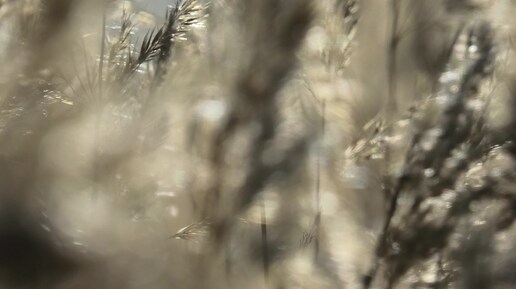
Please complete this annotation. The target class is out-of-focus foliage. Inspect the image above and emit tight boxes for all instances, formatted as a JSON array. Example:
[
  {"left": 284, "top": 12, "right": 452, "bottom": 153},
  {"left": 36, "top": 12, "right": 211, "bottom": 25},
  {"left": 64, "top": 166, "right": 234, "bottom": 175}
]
[{"left": 0, "top": 0, "right": 515, "bottom": 289}]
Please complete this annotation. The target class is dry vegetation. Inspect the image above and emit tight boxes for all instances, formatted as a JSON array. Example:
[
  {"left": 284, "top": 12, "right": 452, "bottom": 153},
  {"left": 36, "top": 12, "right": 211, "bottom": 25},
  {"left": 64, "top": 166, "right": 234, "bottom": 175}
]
[{"left": 0, "top": 0, "right": 515, "bottom": 288}]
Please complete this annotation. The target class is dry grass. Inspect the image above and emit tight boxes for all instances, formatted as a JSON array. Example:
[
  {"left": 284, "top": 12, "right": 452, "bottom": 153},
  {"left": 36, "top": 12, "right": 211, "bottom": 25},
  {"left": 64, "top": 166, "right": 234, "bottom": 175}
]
[{"left": 0, "top": 0, "right": 514, "bottom": 289}]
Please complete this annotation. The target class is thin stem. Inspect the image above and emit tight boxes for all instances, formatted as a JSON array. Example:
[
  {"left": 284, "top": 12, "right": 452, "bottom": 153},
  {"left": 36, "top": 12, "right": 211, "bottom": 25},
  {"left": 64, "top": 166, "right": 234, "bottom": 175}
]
[
  {"left": 260, "top": 199, "right": 269, "bottom": 281},
  {"left": 98, "top": 2, "right": 106, "bottom": 99},
  {"left": 364, "top": 1, "right": 401, "bottom": 288},
  {"left": 386, "top": 0, "right": 399, "bottom": 121},
  {"left": 92, "top": 2, "right": 106, "bottom": 203},
  {"left": 314, "top": 100, "right": 325, "bottom": 261}
]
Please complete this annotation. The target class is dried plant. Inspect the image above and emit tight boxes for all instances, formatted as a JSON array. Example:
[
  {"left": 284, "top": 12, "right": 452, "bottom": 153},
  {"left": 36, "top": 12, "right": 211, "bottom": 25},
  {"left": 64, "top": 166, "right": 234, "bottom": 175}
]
[
  {"left": 0, "top": 1, "right": 515, "bottom": 289},
  {"left": 170, "top": 220, "right": 211, "bottom": 241}
]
